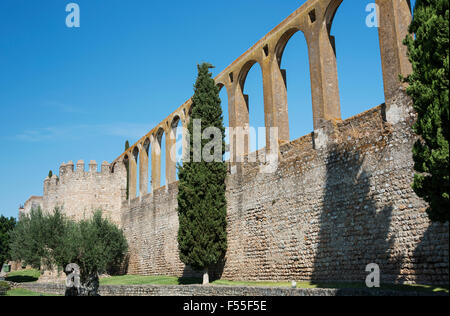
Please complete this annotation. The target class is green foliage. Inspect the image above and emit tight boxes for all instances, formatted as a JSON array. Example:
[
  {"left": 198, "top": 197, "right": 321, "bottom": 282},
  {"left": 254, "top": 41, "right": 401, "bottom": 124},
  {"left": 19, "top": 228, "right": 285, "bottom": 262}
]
[
  {"left": 100, "top": 274, "right": 201, "bottom": 286},
  {"left": 68, "top": 211, "right": 128, "bottom": 283},
  {"left": 6, "top": 288, "right": 60, "bottom": 296},
  {"left": 0, "top": 281, "right": 11, "bottom": 296},
  {"left": 0, "top": 215, "right": 16, "bottom": 268},
  {"left": 177, "top": 63, "right": 228, "bottom": 272},
  {"left": 9, "top": 208, "right": 128, "bottom": 282},
  {"left": 48, "top": 170, "right": 53, "bottom": 178},
  {"left": 404, "top": 0, "right": 449, "bottom": 223},
  {"left": 98, "top": 275, "right": 448, "bottom": 294},
  {"left": 9, "top": 208, "right": 60, "bottom": 269}
]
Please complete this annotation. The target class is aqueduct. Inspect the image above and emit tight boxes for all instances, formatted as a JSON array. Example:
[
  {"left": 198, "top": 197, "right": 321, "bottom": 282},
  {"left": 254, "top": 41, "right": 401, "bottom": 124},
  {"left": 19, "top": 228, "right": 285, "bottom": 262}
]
[
  {"left": 112, "top": 0, "right": 413, "bottom": 201},
  {"left": 23, "top": 0, "right": 449, "bottom": 283}
]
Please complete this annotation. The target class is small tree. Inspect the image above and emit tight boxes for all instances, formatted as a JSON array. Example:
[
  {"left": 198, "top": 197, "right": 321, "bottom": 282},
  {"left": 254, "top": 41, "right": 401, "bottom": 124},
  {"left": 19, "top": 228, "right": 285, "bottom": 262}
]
[
  {"left": 9, "top": 208, "right": 128, "bottom": 296},
  {"left": 63, "top": 211, "right": 128, "bottom": 295},
  {"left": 404, "top": 0, "right": 449, "bottom": 223},
  {"left": 8, "top": 209, "right": 46, "bottom": 269},
  {"left": 177, "top": 63, "right": 227, "bottom": 285},
  {"left": 0, "top": 215, "right": 16, "bottom": 269},
  {"left": 48, "top": 170, "right": 53, "bottom": 178}
]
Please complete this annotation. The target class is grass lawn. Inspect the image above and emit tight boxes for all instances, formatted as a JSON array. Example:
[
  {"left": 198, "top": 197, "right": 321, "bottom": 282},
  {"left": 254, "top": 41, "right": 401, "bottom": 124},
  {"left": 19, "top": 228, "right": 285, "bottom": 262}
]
[
  {"left": 100, "top": 275, "right": 201, "bottom": 286},
  {"left": 100, "top": 275, "right": 449, "bottom": 294},
  {"left": 5, "top": 269, "right": 41, "bottom": 283},
  {"left": 213, "top": 279, "right": 449, "bottom": 293},
  {"left": 6, "top": 288, "right": 60, "bottom": 296},
  {"left": 6, "top": 270, "right": 448, "bottom": 294}
]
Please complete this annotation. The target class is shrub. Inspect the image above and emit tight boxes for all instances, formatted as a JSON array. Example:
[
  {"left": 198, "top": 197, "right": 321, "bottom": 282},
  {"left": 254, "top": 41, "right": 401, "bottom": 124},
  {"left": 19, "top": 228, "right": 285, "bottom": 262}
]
[
  {"left": 0, "top": 281, "right": 11, "bottom": 296},
  {"left": 9, "top": 208, "right": 128, "bottom": 296}
]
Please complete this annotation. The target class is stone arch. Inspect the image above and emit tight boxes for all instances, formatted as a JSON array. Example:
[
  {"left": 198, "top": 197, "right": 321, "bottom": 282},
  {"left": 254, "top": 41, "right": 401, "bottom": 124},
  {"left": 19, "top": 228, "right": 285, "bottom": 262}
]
[
  {"left": 237, "top": 60, "right": 262, "bottom": 95},
  {"left": 143, "top": 138, "right": 151, "bottom": 155},
  {"left": 217, "top": 83, "right": 230, "bottom": 160},
  {"left": 132, "top": 146, "right": 139, "bottom": 161},
  {"left": 273, "top": 26, "right": 313, "bottom": 141},
  {"left": 169, "top": 114, "right": 183, "bottom": 180},
  {"left": 274, "top": 27, "right": 304, "bottom": 67},
  {"left": 124, "top": 147, "right": 139, "bottom": 199},
  {"left": 323, "top": 0, "right": 343, "bottom": 35},
  {"left": 122, "top": 155, "right": 129, "bottom": 199},
  {"left": 217, "top": 82, "right": 229, "bottom": 121},
  {"left": 170, "top": 114, "right": 181, "bottom": 131},
  {"left": 151, "top": 127, "right": 166, "bottom": 189},
  {"left": 236, "top": 60, "right": 266, "bottom": 152},
  {"left": 155, "top": 128, "right": 165, "bottom": 152},
  {"left": 140, "top": 137, "right": 151, "bottom": 195},
  {"left": 321, "top": 0, "right": 388, "bottom": 120},
  {"left": 186, "top": 102, "right": 194, "bottom": 121},
  {"left": 320, "top": 0, "right": 345, "bottom": 62}
]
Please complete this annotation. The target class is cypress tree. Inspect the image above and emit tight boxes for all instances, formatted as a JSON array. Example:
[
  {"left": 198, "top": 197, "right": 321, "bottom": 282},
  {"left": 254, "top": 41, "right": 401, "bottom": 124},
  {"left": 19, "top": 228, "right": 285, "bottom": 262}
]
[
  {"left": 404, "top": 0, "right": 449, "bottom": 223},
  {"left": 48, "top": 170, "right": 53, "bottom": 178},
  {"left": 177, "top": 63, "right": 227, "bottom": 284}
]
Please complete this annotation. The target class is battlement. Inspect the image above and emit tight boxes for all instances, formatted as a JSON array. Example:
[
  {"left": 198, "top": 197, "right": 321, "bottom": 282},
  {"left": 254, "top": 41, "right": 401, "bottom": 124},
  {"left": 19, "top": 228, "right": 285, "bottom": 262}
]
[
  {"left": 42, "top": 159, "right": 127, "bottom": 226},
  {"left": 58, "top": 160, "right": 112, "bottom": 178}
]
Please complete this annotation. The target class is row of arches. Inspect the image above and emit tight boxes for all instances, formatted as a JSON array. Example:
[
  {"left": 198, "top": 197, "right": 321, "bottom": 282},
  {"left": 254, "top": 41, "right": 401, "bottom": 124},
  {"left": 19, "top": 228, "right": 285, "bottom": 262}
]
[
  {"left": 114, "top": 0, "right": 413, "bottom": 196},
  {"left": 119, "top": 113, "right": 186, "bottom": 199},
  {"left": 215, "top": 0, "right": 412, "bottom": 160}
]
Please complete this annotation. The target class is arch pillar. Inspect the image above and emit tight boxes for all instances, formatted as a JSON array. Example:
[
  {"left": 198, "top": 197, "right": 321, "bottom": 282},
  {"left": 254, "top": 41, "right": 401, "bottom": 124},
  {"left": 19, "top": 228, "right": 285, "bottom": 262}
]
[
  {"left": 376, "top": 0, "right": 412, "bottom": 102},
  {"left": 181, "top": 119, "right": 190, "bottom": 163},
  {"left": 129, "top": 150, "right": 138, "bottom": 199},
  {"left": 139, "top": 143, "right": 149, "bottom": 196},
  {"left": 261, "top": 58, "right": 289, "bottom": 152},
  {"left": 151, "top": 135, "right": 161, "bottom": 191},
  {"left": 166, "top": 126, "right": 177, "bottom": 185},
  {"left": 305, "top": 19, "right": 341, "bottom": 130},
  {"left": 117, "top": 160, "right": 128, "bottom": 201},
  {"left": 228, "top": 82, "right": 250, "bottom": 162}
]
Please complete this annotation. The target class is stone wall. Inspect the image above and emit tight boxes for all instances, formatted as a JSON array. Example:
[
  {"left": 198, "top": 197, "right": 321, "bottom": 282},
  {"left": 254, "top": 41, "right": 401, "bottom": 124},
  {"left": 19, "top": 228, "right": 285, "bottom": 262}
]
[
  {"left": 42, "top": 160, "right": 127, "bottom": 226},
  {"left": 20, "top": 196, "right": 43, "bottom": 217},
  {"left": 122, "top": 93, "right": 449, "bottom": 285},
  {"left": 122, "top": 183, "right": 189, "bottom": 276},
  {"left": 21, "top": 95, "right": 449, "bottom": 285},
  {"left": 12, "top": 282, "right": 447, "bottom": 297}
]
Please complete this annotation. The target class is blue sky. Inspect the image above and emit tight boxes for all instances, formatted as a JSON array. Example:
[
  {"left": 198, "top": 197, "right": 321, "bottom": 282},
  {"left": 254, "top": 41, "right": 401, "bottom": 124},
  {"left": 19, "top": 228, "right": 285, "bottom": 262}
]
[{"left": 0, "top": 0, "right": 415, "bottom": 218}]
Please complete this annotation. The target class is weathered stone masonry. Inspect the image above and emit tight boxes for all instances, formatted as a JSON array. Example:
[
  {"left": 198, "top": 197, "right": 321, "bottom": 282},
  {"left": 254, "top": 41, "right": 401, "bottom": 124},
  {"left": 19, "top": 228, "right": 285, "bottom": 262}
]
[
  {"left": 13, "top": 282, "right": 448, "bottom": 296},
  {"left": 118, "top": 0, "right": 447, "bottom": 284},
  {"left": 122, "top": 97, "right": 448, "bottom": 284},
  {"left": 23, "top": 0, "right": 449, "bottom": 284},
  {"left": 41, "top": 160, "right": 126, "bottom": 226}
]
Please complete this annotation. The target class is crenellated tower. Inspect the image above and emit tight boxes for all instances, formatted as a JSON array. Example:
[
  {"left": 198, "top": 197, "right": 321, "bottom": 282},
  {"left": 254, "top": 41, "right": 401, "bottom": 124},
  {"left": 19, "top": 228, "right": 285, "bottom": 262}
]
[{"left": 41, "top": 159, "right": 127, "bottom": 226}]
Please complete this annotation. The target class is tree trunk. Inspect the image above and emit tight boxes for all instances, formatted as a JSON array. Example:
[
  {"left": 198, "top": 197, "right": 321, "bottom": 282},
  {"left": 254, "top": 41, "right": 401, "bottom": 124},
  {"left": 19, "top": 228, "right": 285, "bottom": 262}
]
[
  {"left": 202, "top": 267, "right": 209, "bottom": 285},
  {"left": 65, "top": 272, "right": 99, "bottom": 296}
]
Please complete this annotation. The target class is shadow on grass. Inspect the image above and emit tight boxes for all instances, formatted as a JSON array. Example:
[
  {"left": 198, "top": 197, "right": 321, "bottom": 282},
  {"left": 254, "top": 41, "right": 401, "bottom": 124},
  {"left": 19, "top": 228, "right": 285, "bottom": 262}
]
[
  {"left": 178, "top": 261, "right": 225, "bottom": 286},
  {"left": 177, "top": 277, "right": 202, "bottom": 285},
  {"left": 5, "top": 275, "right": 39, "bottom": 283},
  {"left": 310, "top": 281, "right": 449, "bottom": 294}
]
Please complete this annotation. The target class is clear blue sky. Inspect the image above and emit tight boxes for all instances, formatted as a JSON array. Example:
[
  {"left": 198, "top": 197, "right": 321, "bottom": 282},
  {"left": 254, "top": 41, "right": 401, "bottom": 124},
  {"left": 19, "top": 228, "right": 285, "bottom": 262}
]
[{"left": 0, "top": 0, "right": 416, "bottom": 219}]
